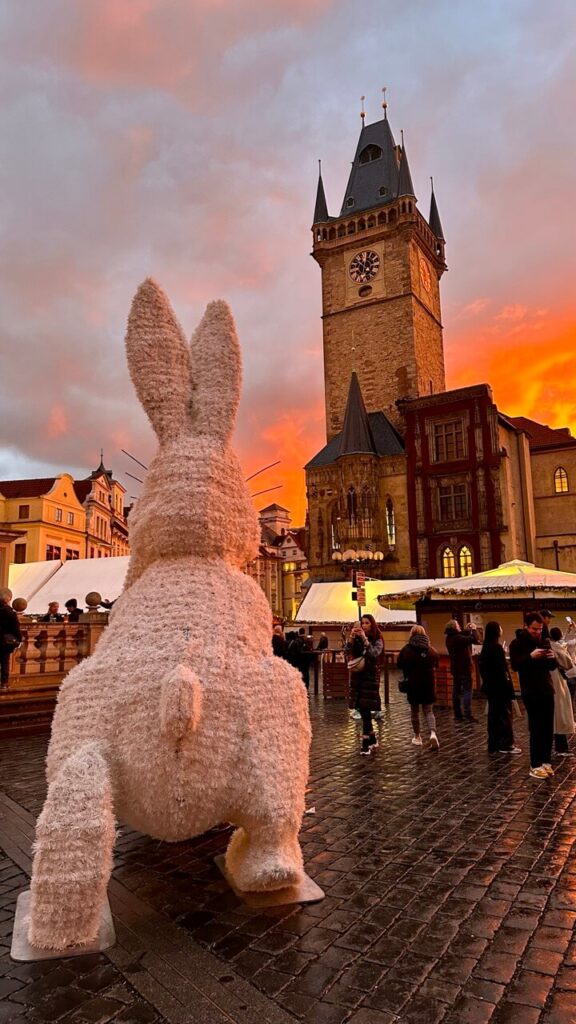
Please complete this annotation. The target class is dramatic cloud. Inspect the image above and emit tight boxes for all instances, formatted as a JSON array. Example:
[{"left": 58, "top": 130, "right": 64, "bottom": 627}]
[{"left": 1, "top": 0, "right": 575, "bottom": 523}]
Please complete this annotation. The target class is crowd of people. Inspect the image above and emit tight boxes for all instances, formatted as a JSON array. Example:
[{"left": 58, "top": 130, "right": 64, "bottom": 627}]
[{"left": 272, "top": 609, "right": 576, "bottom": 775}]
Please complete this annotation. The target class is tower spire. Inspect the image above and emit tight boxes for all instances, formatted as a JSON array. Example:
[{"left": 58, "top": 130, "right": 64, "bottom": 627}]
[
  {"left": 337, "top": 373, "right": 377, "bottom": 458},
  {"left": 428, "top": 177, "right": 445, "bottom": 240},
  {"left": 313, "top": 161, "right": 329, "bottom": 223},
  {"left": 360, "top": 95, "right": 366, "bottom": 124}
]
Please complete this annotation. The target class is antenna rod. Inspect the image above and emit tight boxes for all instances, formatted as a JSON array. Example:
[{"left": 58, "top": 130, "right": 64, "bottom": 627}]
[
  {"left": 125, "top": 471, "right": 144, "bottom": 484},
  {"left": 245, "top": 460, "right": 281, "bottom": 483},
  {"left": 250, "top": 484, "right": 283, "bottom": 499},
  {"left": 121, "top": 449, "right": 148, "bottom": 472}
]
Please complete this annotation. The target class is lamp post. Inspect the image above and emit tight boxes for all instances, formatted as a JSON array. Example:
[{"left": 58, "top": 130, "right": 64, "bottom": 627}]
[{"left": 331, "top": 548, "right": 385, "bottom": 619}]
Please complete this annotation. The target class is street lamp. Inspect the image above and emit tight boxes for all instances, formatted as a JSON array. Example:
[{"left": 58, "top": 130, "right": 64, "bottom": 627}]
[{"left": 332, "top": 548, "right": 384, "bottom": 565}]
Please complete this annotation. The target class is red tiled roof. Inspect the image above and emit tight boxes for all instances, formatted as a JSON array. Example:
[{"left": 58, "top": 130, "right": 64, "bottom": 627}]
[
  {"left": 506, "top": 416, "right": 576, "bottom": 451},
  {"left": 73, "top": 480, "right": 92, "bottom": 503},
  {"left": 0, "top": 478, "right": 56, "bottom": 499}
]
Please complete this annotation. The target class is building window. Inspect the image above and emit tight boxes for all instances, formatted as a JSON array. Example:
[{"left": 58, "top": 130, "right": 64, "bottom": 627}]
[
  {"left": 67, "top": 512, "right": 74, "bottom": 525},
  {"left": 18, "top": 505, "right": 30, "bottom": 520},
  {"left": 347, "top": 486, "right": 357, "bottom": 525},
  {"left": 65, "top": 548, "right": 79, "bottom": 560},
  {"left": 433, "top": 420, "right": 465, "bottom": 462},
  {"left": 459, "top": 545, "right": 474, "bottom": 577},
  {"left": 554, "top": 467, "right": 569, "bottom": 494},
  {"left": 346, "top": 196, "right": 354, "bottom": 208},
  {"left": 14, "top": 543, "right": 26, "bottom": 564},
  {"left": 90, "top": 547, "right": 95, "bottom": 558},
  {"left": 46, "top": 545, "right": 61, "bottom": 560},
  {"left": 55, "top": 507, "right": 63, "bottom": 522},
  {"left": 442, "top": 547, "right": 456, "bottom": 578},
  {"left": 439, "top": 483, "right": 468, "bottom": 521},
  {"left": 386, "top": 497, "right": 396, "bottom": 548}
]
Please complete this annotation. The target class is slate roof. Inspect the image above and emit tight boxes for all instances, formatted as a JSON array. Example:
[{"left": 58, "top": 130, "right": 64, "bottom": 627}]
[
  {"left": 397, "top": 145, "right": 416, "bottom": 198},
  {"left": 506, "top": 416, "right": 576, "bottom": 451},
  {"left": 340, "top": 116, "right": 400, "bottom": 216},
  {"left": 0, "top": 478, "right": 57, "bottom": 499},
  {"left": 306, "top": 411, "right": 405, "bottom": 469}
]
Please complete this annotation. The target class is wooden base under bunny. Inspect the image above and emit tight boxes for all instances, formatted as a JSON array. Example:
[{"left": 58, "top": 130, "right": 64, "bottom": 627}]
[
  {"left": 214, "top": 855, "right": 324, "bottom": 908},
  {"left": 11, "top": 890, "right": 115, "bottom": 962}
]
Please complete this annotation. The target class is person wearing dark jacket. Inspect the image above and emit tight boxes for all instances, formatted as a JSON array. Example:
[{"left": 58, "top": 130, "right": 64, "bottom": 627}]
[
  {"left": 0, "top": 588, "right": 22, "bottom": 688},
  {"left": 271, "top": 626, "right": 288, "bottom": 660},
  {"left": 346, "top": 614, "right": 384, "bottom": 756},
  {"left": 509, "top": 612, "right": 556, "bottom": 779},
  {"left": 397, "top": 625, "right": 440, "bottom": 749},
  {"left": 444, "top": 619, "right": 480, "bottom": 722},
  {"left": 478, "top": 621, "right": 520, "bottom": 755}
]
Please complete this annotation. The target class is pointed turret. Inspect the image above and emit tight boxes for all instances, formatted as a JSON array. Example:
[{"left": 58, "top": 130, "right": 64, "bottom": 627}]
[
  {"left": 337, "top": 373, "right": 377, "bottom": 458},
  {"left": 428, "top": 182, "right": 445, "bottom": 241},
  {"left": 313, "top": 167, "right": 329, "bottom": 224},
  {"left": 397, "top": 144, "right": 416, "bottom": 198},
  {"left": 340, "top": 117, "right": 400, "bottom": 216}
]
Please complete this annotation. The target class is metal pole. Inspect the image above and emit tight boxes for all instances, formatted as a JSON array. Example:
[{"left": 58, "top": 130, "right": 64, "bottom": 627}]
[{"left": 553, "top": 539, "right": 560, "bottom": 570}]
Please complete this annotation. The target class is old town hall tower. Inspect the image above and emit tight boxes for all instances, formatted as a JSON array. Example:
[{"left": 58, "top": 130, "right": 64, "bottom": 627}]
[{"left": 311, "top": 107, "right": 447, "bottom": 438}]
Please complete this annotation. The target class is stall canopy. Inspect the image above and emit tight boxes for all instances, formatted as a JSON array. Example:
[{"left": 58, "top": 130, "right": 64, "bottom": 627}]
[
  {"left": 8, "top": 560, "right": 63, "bottom": 603},
  {"left": 378, "top": 560, "right": 576, "bottom": 603},
  {"left": 296, "top": 580, "right": 421, "bottom": 624},
  {"left": 19, "top": 556, "right": 130, "bottom": 615}
]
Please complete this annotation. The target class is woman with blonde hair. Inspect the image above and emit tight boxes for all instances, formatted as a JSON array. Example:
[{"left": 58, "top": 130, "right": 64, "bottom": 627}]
[{"left": 397, "top": 624, "right": 440, "bottom": 749}]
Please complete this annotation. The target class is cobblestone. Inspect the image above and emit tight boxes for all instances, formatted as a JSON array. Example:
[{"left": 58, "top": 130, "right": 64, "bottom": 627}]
[{"left": 2, "top": 683, "right": 576, "bottom": 1021}]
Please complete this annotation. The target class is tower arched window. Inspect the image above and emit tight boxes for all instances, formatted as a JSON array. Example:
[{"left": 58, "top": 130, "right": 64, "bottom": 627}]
[
  {"left": 554, "top": 467, "right": 569, "bottom": 494},
  {"left": 459, "top": 545, "right": 473, "bottom": 577},
  {"left": 442, "top": 547, "right": 456, "bottom": 578},
  {"left": 386, "top": 497, "right": 396, "bottom": 548},
  {"left": 359, "top": 144, "right": 382, "bottom": 164},
  {"left": 347, "top": 486, "right": 357, "bottom": 524}
]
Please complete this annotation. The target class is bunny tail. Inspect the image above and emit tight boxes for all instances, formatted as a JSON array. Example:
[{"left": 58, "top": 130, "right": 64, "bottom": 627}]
[{"left": 159, "top": 664, "right": 203, "bottom": 743}]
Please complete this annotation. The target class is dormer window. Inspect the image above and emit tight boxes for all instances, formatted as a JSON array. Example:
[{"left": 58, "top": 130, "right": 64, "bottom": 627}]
[
  {"left": 379, "top": 186, "right": 388, "bottom": 197},
  {"left": 359, "top": 144, "right": 382, "bottom": 164},
  {"left": 346, "top": 196, "right": 355, "bottom": 208}
]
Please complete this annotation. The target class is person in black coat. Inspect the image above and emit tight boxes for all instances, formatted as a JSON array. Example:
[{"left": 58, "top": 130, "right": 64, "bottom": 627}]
[
  {"left": 0, "top": 588, "right": 22, "bottom": 688},
  {"left": 444, "top": 619, "right": 480, "bottom": 722},
  {"left": 478, "top": 621, "right": 520, "bottom": 755},
  {"left": 346, "top": 614, "right": 384, "bottom": 756},
  {"left": 271, "top": 626, "right": 288, "bottom": 660},
  {"left": 397, "top": 625, "right": 439, "bottom": 749},
  {"left": 510, "top": 612, "right": 556, "bottom": 779}
]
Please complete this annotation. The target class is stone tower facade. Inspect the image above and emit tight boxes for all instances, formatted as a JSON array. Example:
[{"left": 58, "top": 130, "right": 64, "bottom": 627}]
[{"left": 312, "top": 113, "right": 447, "bottom": 438}]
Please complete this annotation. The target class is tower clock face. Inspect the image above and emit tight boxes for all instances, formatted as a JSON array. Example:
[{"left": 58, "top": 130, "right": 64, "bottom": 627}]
[
  {"left": 349, "top": 250, "right": 380, "bottom": 283},
  {"left": 419, "top": 253, "right": 432, "bottom": 293}
]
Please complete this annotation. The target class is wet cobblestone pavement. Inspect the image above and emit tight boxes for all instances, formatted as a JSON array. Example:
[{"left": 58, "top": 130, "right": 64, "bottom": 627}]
[{"left": 2, "top": 681, "right": 576, "bottom": 1023}]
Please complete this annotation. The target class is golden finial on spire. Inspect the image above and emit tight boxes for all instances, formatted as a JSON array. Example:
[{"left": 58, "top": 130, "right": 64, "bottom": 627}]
[
  {"left": 381, "top": 86, "right": 388, "bottom": 118},
  {"left": 360, "top": 96, "right": 366, "bottom": 123}
]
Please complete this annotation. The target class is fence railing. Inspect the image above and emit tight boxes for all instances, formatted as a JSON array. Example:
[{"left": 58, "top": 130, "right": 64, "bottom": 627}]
[{"left": 2, "top": 614, "right": 109, "bottom": 693}]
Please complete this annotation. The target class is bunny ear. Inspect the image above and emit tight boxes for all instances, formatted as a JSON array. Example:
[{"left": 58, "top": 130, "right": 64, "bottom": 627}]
[
  {"left": 125, "top": 279, "right": 193, "bottom": 442},
  {"left": 189, "top": 300, "right": 241, "bottom": 442}
]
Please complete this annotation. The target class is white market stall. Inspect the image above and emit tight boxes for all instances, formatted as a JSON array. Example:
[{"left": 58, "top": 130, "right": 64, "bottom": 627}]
[
  {"left": 378, "top": 560, "right": 576, "bottom": 648},
  {"left": 295, "top": 579, "right": 421, "bottom": 625},
  {"left": 8, "top": 560, "right": 63, "bottom": 604}
]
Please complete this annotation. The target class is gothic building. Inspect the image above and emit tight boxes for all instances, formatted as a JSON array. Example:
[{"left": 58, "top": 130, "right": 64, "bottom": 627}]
[{"left": 306, "top": 107, "right": 576, "bottom": 580}]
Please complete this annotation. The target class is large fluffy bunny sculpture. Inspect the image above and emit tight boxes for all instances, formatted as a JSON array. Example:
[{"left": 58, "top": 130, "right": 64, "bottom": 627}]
[{"left": 29, "top": 280, "right": 311, "bottom": 951}]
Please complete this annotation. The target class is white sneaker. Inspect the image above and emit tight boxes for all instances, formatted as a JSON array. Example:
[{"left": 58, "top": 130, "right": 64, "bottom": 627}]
[
  {"left": 503, "top": 747, "right": 522, "bottom": 754},
  {"left": 411, "top": 735, "right": 423, "bottom": 746},
  {"left": 542, "top": 763, "right": 555, "bottom": 775},
  {"left": 430, "top": 732, "right": 440, "bottom": 750},
  {"left": 350, "top": 709, "right": 362, "bottom": 720},
  {"left": 530, "top": 766, "right": 549, "bottom": 779}
]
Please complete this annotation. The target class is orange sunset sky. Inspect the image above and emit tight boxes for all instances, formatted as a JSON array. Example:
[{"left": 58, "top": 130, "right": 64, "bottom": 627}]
[{"left": 1, "top": 1, "right": 575, "bottom": 525}]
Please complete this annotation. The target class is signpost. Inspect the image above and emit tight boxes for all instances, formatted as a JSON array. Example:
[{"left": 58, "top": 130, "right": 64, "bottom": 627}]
[{"left": 351, "top": 570, "right": 366, "bottom": 620}]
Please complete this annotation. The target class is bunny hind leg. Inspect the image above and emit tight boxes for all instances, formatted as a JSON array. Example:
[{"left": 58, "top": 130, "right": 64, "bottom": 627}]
[
  {"left": 29, "top": 742, "right": 115, "bottom": 951},
  {"left": 225, "top": 818, "right": 303, "bottom": 892}
]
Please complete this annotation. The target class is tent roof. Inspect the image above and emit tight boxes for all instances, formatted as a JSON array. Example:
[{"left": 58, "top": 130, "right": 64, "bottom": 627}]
[
  {"left": 379, "top": 560, "right": 576, "bottom": 601},
  {"left": 21, "top": 556, "right": 130, "bottom": 614},
  {"left": 295, "top": 580, "right": 419, "bottom": 625},
  {"left": 8, "top": 560, "right": 63, "bottom": 603}
]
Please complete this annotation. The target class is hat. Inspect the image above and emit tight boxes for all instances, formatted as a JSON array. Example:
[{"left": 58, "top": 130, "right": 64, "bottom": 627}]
[{"left": 540, "top": 609, "right": 555, "bottom": 618}]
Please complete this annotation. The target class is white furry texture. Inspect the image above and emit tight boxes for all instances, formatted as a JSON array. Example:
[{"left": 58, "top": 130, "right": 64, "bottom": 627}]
[{"left": 29, "top": 280, "right": 311, "bottom": 950}]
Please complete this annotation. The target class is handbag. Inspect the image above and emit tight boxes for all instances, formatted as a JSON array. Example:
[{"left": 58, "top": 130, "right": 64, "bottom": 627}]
[
  {"left": 398, "top": 677, "right": 409, "bottom": 694},
  {"left": 348, "top": 656, "right": 365, "bottom": 673},
  {"left": 0, "top": 633, "right": 19, "bottom": 653}
]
